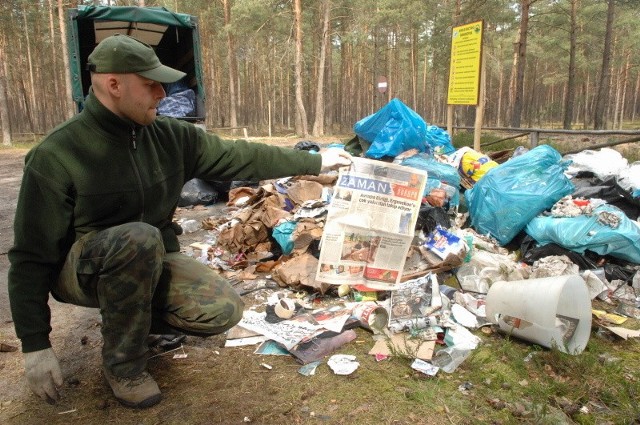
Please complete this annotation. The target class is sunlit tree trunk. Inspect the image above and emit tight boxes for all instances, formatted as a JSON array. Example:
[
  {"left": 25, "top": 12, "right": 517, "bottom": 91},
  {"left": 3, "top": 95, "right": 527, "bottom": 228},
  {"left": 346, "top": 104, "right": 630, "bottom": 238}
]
[
  {"left": 58, "top": 0, "right": 74, "bottom": 119},
  {"left": 632, "top": 72, "right": 639, "bottom": 124},
  {"left": 594, "top": 0, "right": 614, "bottom": 129},
  {"left": 511, "top": 0, "right": 535, "bottom": 128},
  {"left": 563, "top": 0, "right": 578, "bottom": 129},
  {"left": 616, "top": 52, "right": 629, "bottom": 130},
  {"left": 222, "top": 0, "right": 238, "bottom": 130},
  {"left": 293, "top": 0, "right": 308, "bottom": 136},
  {"left": 0, "top": 37, "right": 11, "bottom": 146},
  {"left": 312, "top": 0, "right": 330, "bottom": 136}
]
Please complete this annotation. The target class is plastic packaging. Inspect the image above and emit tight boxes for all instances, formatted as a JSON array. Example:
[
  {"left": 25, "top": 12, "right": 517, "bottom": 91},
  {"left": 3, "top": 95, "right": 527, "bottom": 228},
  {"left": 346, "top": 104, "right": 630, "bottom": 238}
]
[
  {"left": 459, "top": 148, "right": 498, "bottom": 181},
  {"left": 485, "top": 274, "right": 592, "bottom": 354}
]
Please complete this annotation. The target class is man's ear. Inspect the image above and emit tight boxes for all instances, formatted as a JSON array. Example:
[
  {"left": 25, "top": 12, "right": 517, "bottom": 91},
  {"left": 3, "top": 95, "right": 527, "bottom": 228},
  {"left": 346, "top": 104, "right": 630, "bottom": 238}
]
[{"left": 105, "top": 75, "right": 123, "bottom": 98}]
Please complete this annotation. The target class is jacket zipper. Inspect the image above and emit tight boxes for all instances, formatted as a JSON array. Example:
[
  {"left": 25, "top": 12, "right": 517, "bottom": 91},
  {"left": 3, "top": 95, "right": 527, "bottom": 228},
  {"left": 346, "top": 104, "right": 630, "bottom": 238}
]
[
  {"left": 129, "top": 127, "right": 145, "bottom": 220},
  {"left": 131, "top": 128, "right": 137, "bottom": 150}
]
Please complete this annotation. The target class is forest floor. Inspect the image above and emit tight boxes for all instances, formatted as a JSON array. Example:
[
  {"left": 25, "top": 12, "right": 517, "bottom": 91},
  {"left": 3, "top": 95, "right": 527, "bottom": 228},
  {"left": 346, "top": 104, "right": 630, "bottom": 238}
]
[{"left": 1, "top": 134, "right": 639, "bottom": 425}]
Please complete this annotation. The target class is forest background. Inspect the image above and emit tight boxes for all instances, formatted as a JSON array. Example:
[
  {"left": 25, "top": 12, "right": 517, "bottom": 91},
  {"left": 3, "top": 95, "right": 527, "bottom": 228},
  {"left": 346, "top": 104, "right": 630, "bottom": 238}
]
[{"left": 0, "top": 0, "right": 639, "bottom": 145}]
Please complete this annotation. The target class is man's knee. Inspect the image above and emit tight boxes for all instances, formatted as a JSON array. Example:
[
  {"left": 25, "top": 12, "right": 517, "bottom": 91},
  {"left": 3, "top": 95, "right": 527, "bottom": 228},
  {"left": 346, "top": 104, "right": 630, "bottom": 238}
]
[
  {"left": 156, "top": 253, "right": 245, "bottom": 336},
  {"left": 165, "top": 292, "right": 244, "bottom": 336},
  {"left": 110, "top": 223, "right": 164, "bottom": 256}
]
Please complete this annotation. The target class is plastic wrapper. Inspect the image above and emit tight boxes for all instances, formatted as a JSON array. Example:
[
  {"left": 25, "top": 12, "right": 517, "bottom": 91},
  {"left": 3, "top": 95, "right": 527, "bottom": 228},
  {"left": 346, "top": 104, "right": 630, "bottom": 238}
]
[
  {"left": 465, "top": 145, "right": 575, "bottom": 246},
  {"left": 353, "top": 98, "right": 428, "bottom": 159}
]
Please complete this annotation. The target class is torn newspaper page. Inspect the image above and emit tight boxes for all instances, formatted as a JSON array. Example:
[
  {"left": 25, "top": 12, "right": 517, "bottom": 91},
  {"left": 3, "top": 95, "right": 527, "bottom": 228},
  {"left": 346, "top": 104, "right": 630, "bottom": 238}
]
[
  {"left": 316, "top": 157, "right": 427, "bottom": 289},
  {"left": 238, "top": 310, "right": 320, "bottom": 350}
]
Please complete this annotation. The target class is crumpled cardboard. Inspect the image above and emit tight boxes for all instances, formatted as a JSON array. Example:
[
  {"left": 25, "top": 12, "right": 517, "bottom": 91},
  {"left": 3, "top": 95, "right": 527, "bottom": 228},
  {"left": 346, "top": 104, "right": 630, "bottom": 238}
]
[
  {"left": 293, "top": 174, "right": 338, "bottom": 186},
  {"left": 273, "top": 253, "right": 329, "bottom": 293},
  {"left": 227, "top": 187, "right": 257, "bottom": 206},
  {"left": 286, "top": 180, "right": 324, "bottom": 205},
  {"left": 291, "top": 220, "right": 324, "bottom": 255}
]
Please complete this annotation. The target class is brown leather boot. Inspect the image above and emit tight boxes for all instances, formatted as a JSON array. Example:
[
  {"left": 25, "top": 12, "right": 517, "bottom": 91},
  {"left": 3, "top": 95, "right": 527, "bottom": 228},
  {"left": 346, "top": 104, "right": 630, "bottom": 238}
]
[{"left": 104, "top": 368, "right": 162, "bottom": 408}]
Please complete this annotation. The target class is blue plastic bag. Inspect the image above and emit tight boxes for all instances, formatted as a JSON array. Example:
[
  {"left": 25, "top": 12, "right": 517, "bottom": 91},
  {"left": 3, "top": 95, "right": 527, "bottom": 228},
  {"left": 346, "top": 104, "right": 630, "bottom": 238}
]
[
  {"left": 425, "top": 125, "right": 455, "bottom": 155},
  {"left": 525, "top": 204, "right": 640, "bottom": 263},
  {"left": 400, "top": 153, "right": 461, "bottom": 206},
  {"left": 354, "top": 98, "right": 428, "bottom": 159},
  {"left": 272, "top": 221, "right": 297, "bottom": 255},
  {"left": 465, "top": 145, "right": 575, "bottom": 246},
  {"left": 158, "top": 79, "right": 196, "bottom": 118}
]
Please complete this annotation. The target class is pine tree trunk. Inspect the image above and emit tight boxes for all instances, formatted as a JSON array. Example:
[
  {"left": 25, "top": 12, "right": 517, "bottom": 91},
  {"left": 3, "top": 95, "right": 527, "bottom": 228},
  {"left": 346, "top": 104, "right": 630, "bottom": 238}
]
[
  {"left": 293, "top": 0, "right": 308, "bottom": 136},
  {"left": 222, "top": 0, "right": 238, "bottom": 131},
  {"left": 0, "top": 38, "right": 12, "bottom": 146},
  {"left": 562, "top": 0, "right": 578, "bottom": 129},
  {"left": 312, "top": 0, "right": 330, "bottom": 137},
  {"left": 594, "top": 0, "right": 614, "bottom": 129},
  {"left": 510, "top": 0, "right": 531, "bottom": 128},
  {"left": 58, "top": 0, "right": 75, "bottom": 119}
]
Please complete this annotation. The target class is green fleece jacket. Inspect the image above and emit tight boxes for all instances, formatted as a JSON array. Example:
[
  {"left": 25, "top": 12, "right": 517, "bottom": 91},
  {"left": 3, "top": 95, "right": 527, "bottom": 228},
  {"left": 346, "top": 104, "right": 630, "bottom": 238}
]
[{"left": 8, "top": 92, "right": 321, "bottom": 353}]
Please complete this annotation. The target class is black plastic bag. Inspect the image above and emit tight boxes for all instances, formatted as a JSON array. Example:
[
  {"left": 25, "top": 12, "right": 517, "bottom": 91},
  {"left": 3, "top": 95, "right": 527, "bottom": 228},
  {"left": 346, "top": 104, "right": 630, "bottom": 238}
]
[{"left": 179, "top": 178, "right": 219, "bottom": 206}]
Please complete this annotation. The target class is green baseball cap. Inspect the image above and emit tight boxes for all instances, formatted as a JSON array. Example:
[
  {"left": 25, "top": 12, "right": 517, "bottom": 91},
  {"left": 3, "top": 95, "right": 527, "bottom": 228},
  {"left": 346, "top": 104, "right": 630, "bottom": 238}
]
[{"left": 87, "top": 34, "right": 186, "bottom": 83}]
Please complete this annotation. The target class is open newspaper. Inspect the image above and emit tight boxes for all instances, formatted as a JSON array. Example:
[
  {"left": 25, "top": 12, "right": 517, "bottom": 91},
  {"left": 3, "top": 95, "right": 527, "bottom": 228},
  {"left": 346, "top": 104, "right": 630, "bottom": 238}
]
[{"left": 316, "top": 157, "right": 427, "bottom": 289}]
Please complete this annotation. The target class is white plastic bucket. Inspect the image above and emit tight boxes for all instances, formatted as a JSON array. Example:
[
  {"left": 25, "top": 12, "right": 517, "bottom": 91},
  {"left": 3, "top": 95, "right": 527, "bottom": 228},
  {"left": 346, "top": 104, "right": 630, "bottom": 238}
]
[{"left": 485, "top": 274, "right": 592, "bottom": 354}]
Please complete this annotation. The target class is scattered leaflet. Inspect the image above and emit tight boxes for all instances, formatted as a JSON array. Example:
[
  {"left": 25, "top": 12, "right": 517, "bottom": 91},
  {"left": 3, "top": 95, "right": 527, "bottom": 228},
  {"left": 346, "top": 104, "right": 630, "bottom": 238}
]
[{"left": 316, "top": 157, "right": 427, "bottom": 289}]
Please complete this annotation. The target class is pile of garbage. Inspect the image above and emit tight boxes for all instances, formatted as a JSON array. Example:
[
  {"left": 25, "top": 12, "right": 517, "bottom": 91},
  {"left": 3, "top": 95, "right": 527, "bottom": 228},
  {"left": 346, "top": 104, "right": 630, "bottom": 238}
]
[{"left": 177, "top": 98, "right": 640, "bottom": 376}]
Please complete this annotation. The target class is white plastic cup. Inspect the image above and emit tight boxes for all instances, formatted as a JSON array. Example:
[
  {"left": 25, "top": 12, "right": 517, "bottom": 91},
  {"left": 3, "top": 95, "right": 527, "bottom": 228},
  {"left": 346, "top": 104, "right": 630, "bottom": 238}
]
[
  {"left": 431, "top": 347, "right": 471, "bottom": 373},
  {"left": 485, "top": 274, "right": 592, "bottom": 355}
]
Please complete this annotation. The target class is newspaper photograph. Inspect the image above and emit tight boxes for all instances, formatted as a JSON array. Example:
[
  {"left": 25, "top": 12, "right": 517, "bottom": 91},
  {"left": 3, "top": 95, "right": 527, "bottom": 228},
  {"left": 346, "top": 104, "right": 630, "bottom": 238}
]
[{"left": 316, "top": 157, "right": 427, "bottom": 289}]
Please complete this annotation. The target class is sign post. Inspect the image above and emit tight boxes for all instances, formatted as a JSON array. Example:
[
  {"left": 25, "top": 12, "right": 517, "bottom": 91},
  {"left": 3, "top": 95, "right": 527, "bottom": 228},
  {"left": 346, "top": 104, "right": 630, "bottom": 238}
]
[
  {"left": 377, "top": 76, "right": 388, "bottom": 110},
  {"left": 446, "top": 20, "right": 484, "bottom": 151}
]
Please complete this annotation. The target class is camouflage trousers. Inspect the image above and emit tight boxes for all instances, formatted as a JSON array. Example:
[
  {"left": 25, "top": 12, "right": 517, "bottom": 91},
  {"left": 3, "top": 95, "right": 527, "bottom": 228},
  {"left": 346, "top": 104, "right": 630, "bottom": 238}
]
[{"left": 53, "top": 222, "right": 244, "bottom": 377}]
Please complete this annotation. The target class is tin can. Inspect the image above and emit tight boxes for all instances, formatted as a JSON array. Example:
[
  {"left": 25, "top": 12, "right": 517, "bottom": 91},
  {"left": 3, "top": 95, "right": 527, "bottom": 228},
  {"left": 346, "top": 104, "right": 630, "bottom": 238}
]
[{"left": 352, "top": 302, "right": 389, "bottom": 333}]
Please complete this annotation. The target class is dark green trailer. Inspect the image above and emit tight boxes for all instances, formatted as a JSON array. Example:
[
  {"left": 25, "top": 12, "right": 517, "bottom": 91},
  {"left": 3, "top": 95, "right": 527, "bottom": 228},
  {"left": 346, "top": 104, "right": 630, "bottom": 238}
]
[{"left": 66, "top": 5, "right": 205, "bottom": 123}]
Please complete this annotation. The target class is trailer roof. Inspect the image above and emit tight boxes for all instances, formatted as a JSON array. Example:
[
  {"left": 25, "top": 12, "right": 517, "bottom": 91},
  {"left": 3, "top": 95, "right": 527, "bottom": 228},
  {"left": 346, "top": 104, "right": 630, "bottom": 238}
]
[{"left": 75, "top": 5, "right": 195, "bottom": 46}]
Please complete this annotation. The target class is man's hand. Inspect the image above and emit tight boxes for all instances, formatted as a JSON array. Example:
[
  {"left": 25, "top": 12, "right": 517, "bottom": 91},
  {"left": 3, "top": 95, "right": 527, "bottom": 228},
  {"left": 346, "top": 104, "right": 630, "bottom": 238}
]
[
  {"left": 24, "top": 347, "right": 63, "bottom": 404},
  {"left": 320, "top": 148, "right": 353, "bottom": 172}
]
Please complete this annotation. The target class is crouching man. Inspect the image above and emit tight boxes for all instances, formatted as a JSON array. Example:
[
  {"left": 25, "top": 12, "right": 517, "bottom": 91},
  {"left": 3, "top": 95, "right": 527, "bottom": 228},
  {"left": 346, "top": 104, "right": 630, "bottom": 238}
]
[{"left": 8, "top": 34, "right": 351, "bottom": 409}]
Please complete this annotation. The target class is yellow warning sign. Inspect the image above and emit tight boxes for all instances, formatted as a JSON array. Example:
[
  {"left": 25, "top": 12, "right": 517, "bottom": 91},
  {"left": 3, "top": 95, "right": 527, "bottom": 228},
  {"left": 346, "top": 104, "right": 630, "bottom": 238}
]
[{"left": 447, "top": 21, "right": 483, "bottom": 106}]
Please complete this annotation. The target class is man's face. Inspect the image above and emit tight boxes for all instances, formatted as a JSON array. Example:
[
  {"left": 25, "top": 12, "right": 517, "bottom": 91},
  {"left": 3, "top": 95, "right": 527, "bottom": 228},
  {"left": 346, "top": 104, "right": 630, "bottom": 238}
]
[{"left": 118, "top": 74, "right": 166, "bottom": 125}]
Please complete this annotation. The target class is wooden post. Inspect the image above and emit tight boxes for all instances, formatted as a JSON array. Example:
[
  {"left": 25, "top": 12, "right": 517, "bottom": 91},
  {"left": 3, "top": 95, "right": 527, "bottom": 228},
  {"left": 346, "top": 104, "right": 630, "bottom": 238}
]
[
  {"left": 530, "top": 131, "right": 539, "bottom": 148},
  {"left": 473, "top": 44, "right": 486, "bottom": 151},
  {"left": 268, "top": 100, "right": 272, "bottom": 137}
]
